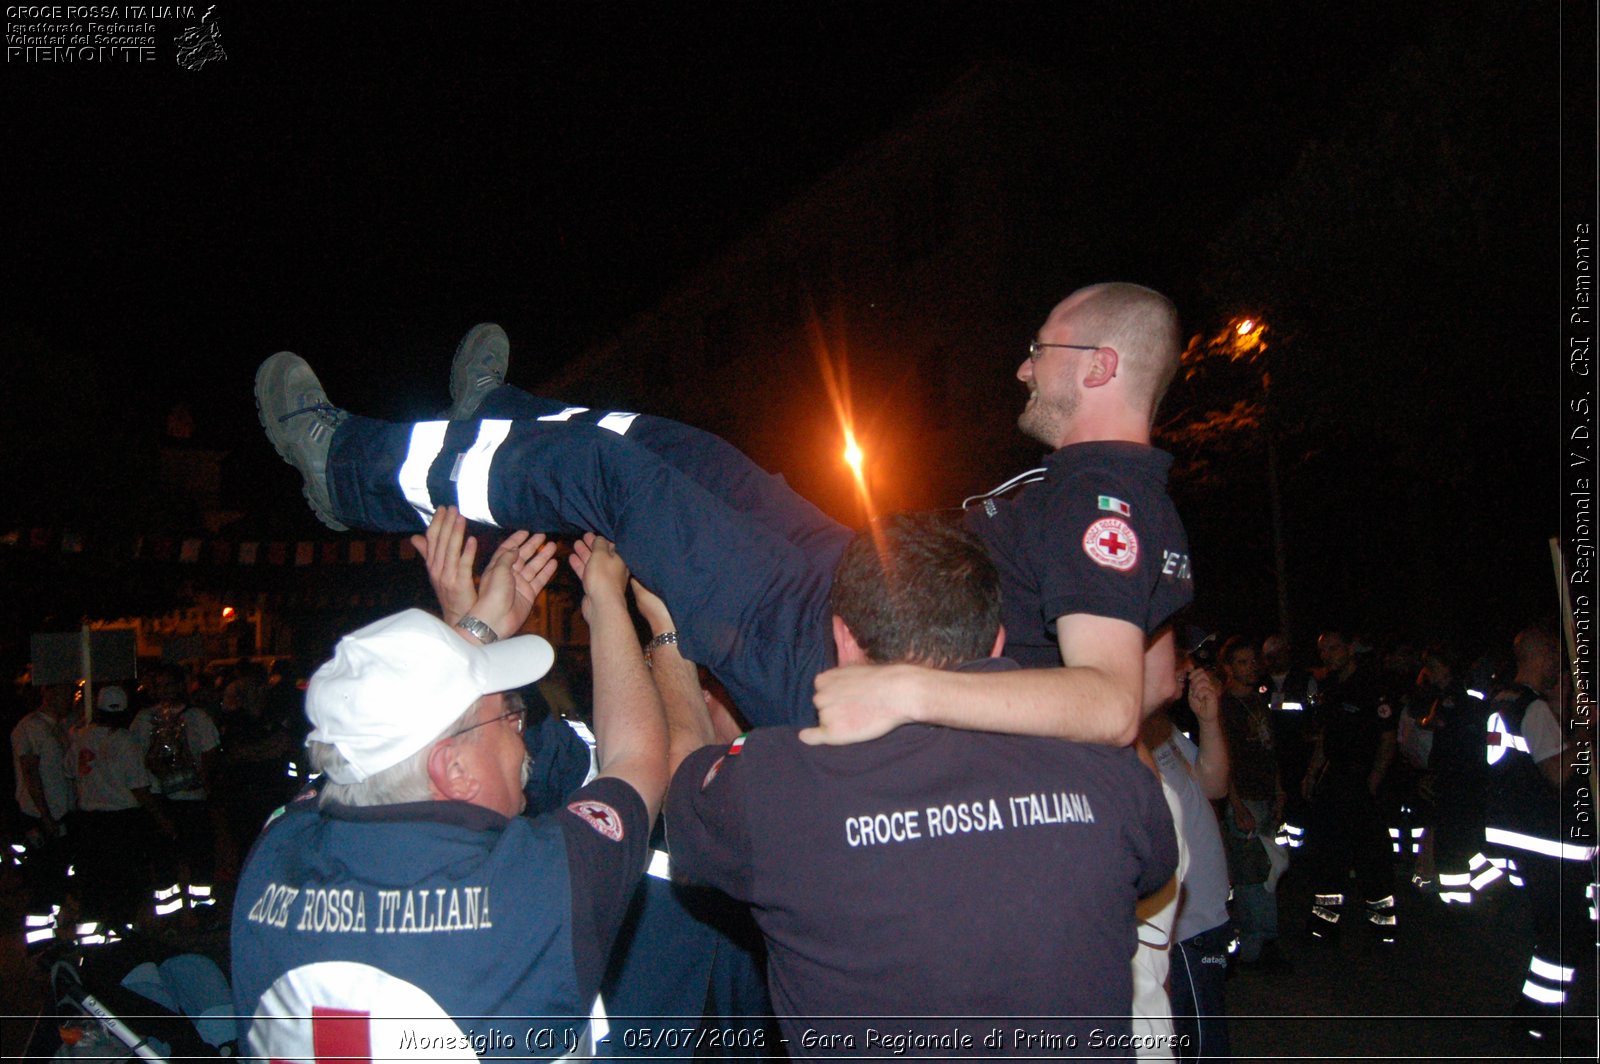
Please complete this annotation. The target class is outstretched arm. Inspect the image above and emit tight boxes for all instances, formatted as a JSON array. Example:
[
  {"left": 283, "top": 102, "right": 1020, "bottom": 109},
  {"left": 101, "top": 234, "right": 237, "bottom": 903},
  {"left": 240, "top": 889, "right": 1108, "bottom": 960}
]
[
  {"left": 805, "top": 612, "right": 1146, "bottom": 747},
  {"left": 1186, "top": 667, "right": 1230, "bottom": 801},
  {"left": 631, "top": 577, "right": 719, "bottom": 772},
  {"left": 571, "top": 535, "right": 669, "bottom": 822}
]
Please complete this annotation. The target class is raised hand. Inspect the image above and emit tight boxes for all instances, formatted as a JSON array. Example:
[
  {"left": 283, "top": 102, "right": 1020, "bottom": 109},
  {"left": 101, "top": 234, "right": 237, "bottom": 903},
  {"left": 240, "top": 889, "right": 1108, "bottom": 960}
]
[
  {"left": 411, "top": 506, "right": 478, "bottom": 625},
  {"left": 1187, "top": 666, "right": 1222, "bottom": 724},
  {"left": 570, "top": 533, "right": 631, "bottom": 621},
  {"left": 471, "top": 530, "right": 559, "bottom": 638}
]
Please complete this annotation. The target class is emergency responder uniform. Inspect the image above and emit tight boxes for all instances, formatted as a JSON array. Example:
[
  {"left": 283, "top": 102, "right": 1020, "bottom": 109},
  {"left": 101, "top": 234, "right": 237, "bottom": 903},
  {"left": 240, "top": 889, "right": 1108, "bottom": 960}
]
[
  {"left": 1304, "top": 665, "right": 1399, "bottom": 943},
  {"left": 1263, "top": 667, "right": 1317, "bottom": 852},
  {"left": 1483, "top": 683, "right": 1598, "bottom": 1040}
]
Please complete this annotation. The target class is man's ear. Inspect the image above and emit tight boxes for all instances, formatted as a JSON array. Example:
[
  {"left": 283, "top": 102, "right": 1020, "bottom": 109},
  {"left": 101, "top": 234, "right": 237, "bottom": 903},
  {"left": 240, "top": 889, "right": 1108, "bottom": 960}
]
[
  {"left": 426, "top": 739, "right": 479, "bottom": 802},
  {"left": 1083, "top": 347, "right": 1120, "bottom": 388},
  {"left": 832, "top": 615, "right": 869, "bottom": 665},
  {"left": 989, "top": 624, "right": 1006, "bottom": 660}
]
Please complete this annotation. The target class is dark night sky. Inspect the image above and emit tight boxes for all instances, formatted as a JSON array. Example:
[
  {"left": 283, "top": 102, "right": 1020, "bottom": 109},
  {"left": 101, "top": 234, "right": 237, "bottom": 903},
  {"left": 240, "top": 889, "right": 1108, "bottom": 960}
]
[
  {"left": 11, "top": 0, "right": 1439, "bottom": 421},
  {"left": 5, "top": 0, "right": 1584, "bottom": 653}
]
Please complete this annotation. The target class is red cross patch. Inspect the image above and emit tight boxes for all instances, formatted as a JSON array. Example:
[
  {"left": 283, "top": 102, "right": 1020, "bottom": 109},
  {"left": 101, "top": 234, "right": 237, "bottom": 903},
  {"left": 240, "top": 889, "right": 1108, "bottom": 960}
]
[
  {"left": 567, "top": 799, "right": 625, "bottom": 841},
  {"left": 1082, "top": 517, "right": 1139, "bottom": 571}
]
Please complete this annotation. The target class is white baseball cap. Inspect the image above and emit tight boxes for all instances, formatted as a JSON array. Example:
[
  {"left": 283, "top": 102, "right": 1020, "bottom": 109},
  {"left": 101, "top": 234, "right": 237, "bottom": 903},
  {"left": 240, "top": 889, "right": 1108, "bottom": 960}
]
[{"left": 305, "top": 609, "right": 554, "bottom": 784}]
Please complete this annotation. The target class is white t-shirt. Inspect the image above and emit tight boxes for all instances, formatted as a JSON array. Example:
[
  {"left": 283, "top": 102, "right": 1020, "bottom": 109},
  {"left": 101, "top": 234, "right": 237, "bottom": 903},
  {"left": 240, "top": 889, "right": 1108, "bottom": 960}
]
[
  {"left": 66, "top": 725, "right": 151, "bottom": 812},
  {"left": 1131, "top": 776, "right": 1190, "bottom": 1063},
  {"left": 1152, "top": 730, "right": 1231, "bottom": 938},
  {"left": 1521, "top": 698, "right": 1565, "bottom": 766},
  {"left": 11, "top": 710, "right": 74, "bottom": 820}
]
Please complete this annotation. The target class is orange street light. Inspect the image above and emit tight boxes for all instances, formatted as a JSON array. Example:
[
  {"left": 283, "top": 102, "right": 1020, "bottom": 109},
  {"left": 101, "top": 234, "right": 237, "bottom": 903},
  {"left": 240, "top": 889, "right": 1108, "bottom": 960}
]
[
  {"left": 843, "top": 432, "right": 865, "bottom": 477},
  {"left": 1225, "top": 316, "right": 1267, "bottom": 361},
  {"left": 841, "top": 428, "right": 875, "bottom": 524}
]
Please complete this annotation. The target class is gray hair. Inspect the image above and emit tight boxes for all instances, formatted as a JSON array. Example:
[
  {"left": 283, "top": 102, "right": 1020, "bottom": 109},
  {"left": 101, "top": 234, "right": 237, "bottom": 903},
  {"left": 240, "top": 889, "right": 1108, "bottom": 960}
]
[{"left": 310, "top": 698, "right": 487, "bottom": 808}]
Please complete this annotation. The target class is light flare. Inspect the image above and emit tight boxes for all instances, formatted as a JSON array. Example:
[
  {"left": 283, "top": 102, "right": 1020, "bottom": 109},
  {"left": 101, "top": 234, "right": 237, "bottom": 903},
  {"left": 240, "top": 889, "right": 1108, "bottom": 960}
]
[{"left": 810, "top": 316, "right": 878, "bottom": 527}]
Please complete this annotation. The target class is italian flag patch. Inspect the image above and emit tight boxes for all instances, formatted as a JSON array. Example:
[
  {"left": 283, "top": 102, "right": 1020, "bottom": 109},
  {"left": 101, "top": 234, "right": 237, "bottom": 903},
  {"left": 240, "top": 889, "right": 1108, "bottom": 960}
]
[
  {"left": 1098, "top": 495, "right": 1130, "bottom": 516},
  {"left": 727, "top": 734, "right": 748, "bottom": 756}
]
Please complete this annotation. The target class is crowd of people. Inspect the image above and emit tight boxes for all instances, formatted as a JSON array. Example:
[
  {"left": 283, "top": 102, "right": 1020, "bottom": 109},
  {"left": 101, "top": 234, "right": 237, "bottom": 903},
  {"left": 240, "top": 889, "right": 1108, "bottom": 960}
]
[
  {"left": 9, "top": 283, "right": 1594, "bottom": 1060},
  {"left": 8, "top": 657, "right": 309, "bottom": 943}
]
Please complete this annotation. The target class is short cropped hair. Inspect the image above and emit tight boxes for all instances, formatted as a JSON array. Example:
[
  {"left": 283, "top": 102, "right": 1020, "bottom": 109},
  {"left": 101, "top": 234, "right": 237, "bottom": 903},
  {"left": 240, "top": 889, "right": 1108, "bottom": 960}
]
[
  {"left": 1069, "top": 283, "right": 1182, "bottom": 413},
  {"left": 829, "top": 511, "right": 1000, "bottom": 668}
]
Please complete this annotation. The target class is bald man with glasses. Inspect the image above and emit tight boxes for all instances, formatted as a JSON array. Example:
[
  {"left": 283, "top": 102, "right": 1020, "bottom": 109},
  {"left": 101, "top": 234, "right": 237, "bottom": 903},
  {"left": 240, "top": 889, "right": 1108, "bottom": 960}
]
[{"left": 255, "top": 283, "right": 1193, "bottom": 748}]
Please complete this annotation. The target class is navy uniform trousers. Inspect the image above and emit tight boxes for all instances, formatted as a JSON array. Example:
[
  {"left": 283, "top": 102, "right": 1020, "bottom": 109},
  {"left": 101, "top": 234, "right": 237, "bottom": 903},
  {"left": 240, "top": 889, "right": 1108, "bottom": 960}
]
[{"left": 326, "top": 385, "right": 854, "bottom": 728}]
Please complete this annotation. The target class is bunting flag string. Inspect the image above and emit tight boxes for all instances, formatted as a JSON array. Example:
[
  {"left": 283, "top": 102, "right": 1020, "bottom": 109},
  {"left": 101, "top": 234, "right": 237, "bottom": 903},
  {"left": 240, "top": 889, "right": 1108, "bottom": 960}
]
[{"left": 2, "top": 528, "right": 432, "bottom": 567}]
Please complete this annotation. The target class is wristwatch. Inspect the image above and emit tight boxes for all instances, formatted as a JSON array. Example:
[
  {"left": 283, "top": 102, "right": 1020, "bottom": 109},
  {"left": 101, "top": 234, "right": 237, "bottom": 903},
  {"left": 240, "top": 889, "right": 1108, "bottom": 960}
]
[
  {"left": 455, "top": 615, "right": 499, "bottom": 644},
  {"left": 644, "top": 630, "right": 678, "bottom": 665}
]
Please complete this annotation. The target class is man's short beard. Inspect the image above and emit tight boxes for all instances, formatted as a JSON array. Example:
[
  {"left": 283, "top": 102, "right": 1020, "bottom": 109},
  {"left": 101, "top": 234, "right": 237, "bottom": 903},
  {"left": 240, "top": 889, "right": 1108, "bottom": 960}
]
[{"left": 1018, "top": 388, "right": 1078, "bottom": 447}]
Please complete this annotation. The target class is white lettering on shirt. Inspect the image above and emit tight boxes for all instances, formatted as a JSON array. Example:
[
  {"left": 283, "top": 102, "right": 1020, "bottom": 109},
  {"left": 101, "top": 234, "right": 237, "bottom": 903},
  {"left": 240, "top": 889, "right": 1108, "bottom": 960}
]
[{"left": 838, "top": 791, "right": 1100, "bottom": 848}]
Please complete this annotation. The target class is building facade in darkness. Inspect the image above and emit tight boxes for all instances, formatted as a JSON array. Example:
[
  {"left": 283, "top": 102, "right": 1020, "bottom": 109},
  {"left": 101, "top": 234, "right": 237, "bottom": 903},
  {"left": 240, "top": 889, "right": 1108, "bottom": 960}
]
[{"left": 542, "top": 63, "right": 1102, "bottom": 522}]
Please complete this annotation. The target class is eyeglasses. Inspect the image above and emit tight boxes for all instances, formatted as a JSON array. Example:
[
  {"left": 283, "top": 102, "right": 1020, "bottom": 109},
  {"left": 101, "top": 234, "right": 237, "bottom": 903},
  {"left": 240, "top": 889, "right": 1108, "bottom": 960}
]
[
  {"left": 449, "top": 708, "right": 526, "bottom": 739},
  {"left": 1028, "top": 340, "right": 1101, "bottom": 361}
]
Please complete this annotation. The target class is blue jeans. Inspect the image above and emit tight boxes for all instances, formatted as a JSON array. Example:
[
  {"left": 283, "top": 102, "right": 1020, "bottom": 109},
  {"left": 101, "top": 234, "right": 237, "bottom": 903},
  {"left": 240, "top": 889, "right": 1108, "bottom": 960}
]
[{"left": 325, "top": 388, "right": 853, "bottom": 727}]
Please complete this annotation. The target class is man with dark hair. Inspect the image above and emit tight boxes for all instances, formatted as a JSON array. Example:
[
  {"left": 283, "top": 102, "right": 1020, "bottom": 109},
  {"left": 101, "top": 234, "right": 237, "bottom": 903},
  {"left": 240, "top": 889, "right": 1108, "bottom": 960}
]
[
  {"left": 655, "top": 512, "right": 1178, "bottom": 1057},
  {"left": 824, "top": 513, "right": 1002, "bottom": 665},
  {"left": 254, "top": 283, "right": 1192, "bottom": 745},
  {"left": 1301, "top": 629, "right": 1399, "bottom": 944}
]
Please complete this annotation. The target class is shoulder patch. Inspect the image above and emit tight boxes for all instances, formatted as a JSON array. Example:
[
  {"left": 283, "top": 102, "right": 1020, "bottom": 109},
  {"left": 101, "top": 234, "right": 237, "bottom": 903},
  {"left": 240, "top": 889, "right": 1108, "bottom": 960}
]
[
  {"left": 567, "top": 799, "right": 625, "bottom": 842},
  {"left": 1376, "top": 703, "right": 1392, "bottom": 719},
  {"left": 700, "top": 734, "right": 749, "bottom": 789},
  {"left": 1097, "top": 495, "right": 1131, "bottom": 516},
  {"left": 1082, "top": 517, "right": 1139, "bottom": 571}
]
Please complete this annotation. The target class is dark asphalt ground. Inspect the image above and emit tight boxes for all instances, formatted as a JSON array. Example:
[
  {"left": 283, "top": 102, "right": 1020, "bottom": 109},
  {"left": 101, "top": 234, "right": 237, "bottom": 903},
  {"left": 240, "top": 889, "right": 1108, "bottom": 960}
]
[{"left": 1226, "top": 860, "right": 1598, "bottom": 1062}]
